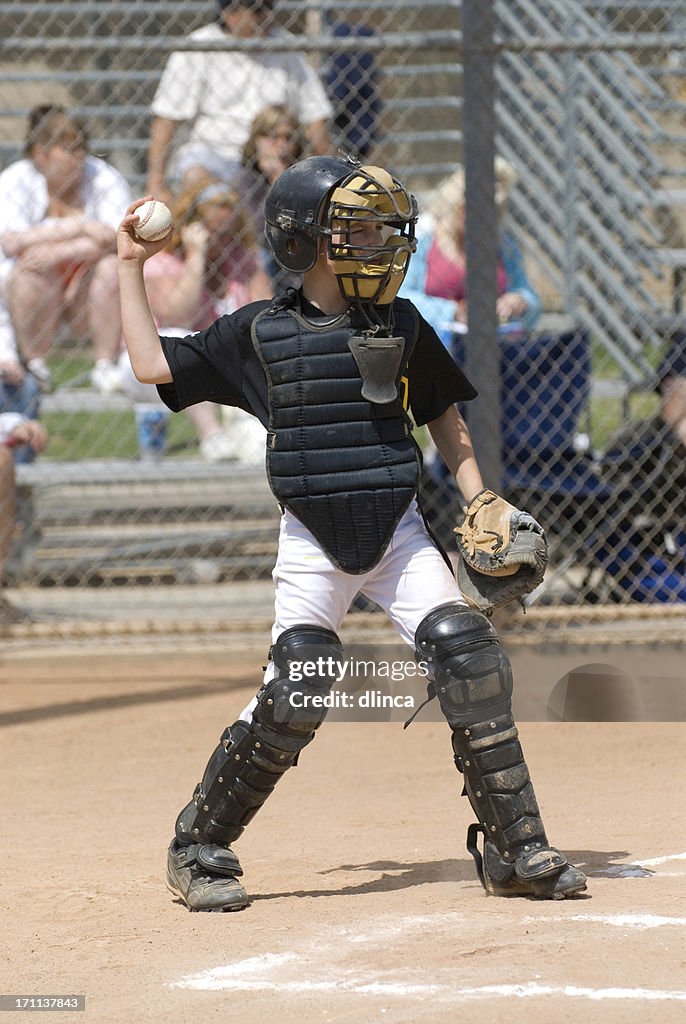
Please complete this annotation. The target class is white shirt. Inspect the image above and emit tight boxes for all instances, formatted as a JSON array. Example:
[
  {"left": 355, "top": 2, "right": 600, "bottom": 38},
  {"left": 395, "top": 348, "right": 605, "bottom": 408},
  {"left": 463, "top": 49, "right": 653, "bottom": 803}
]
[
  {"left": 0, "top": 155, "right": 132, "bottom": 285},
  {"left": 0, "top": 155, "right": 131, "bottom": 236},
  {"left": 0, "top": 155, "right": 131, "bottom": 360},
  {"left": 151, "top": 24, "right": 333, "bottom": 163}
]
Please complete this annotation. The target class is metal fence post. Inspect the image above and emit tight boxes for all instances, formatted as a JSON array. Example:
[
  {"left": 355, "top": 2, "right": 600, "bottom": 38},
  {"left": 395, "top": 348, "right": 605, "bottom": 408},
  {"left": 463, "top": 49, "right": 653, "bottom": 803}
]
[{"left": 462, "top": 0, "right": 502, "bottom": 491}]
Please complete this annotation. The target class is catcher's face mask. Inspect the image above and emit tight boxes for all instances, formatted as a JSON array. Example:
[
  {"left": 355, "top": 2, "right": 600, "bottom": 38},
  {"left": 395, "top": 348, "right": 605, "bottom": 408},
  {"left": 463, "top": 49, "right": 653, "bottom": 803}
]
[{"left": 326, "top": 165, "right": 418, "bottom": 305}]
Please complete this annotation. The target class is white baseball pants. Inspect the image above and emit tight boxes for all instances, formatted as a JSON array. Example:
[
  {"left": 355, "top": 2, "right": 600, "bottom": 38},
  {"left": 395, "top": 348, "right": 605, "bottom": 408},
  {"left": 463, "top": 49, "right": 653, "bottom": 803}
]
[{"left": 239, "top": 501, "right": 466, "bottom": 720}]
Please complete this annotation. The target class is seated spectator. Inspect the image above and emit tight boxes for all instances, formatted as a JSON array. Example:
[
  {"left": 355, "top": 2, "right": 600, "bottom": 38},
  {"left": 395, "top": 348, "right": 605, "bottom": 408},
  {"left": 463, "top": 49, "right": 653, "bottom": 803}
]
[
  {"left": 148, "top": 176, "right": 272, "bottom": 323},
  {"left": 119, "top": 177, "right": 271, "bottom": 462},
  {"left": 238, "top": 105, "right": 303, "bottom": 240},
  {"left": 235, "top": 104, "right": 303, "bottom": 287},
  {"left": 0, "top": 105, "right": 132, "bottom": 394},
  {"left": 146, "top": 0, "right": 332, "bottom": 198},
  {"left": 588, "top": 331, "right": 686, "bottom": 603},
  {"left": 400, "top": 158, "right": 541, "bottom": 337},
  {"left": 0, "top": 306, "right": 41, "bottom": 462},
  {"left": 0, "top": 412, "right": 48, "bottom": 626}
]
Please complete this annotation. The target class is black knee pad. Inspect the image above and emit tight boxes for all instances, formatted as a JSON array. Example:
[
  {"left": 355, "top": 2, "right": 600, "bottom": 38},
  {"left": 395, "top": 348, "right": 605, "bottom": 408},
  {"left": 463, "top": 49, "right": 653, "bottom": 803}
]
[
  {"left": 270, "top": 624, "right": 344, "bottom": 677},
  {"left": 255, "top": 624, "right": 344, "bottom": 741},
  {"left": 415, "top": 603, "right": 513, "bottom": 727}
]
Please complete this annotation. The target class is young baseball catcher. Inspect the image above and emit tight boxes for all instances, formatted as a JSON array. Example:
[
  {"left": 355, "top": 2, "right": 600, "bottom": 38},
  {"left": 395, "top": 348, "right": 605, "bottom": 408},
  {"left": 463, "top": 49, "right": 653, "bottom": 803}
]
[{"left": 117, "top": 155, "right": 587, "bottom": 911}]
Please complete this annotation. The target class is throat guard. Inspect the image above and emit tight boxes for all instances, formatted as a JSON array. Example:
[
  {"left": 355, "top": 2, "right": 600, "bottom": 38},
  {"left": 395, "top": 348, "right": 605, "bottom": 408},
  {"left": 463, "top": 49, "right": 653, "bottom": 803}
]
[
  {"left": 252, "top": 300, "right": 421, "bottom": 573},
  {"left": 347, "top": 333, "right": 405, "bottom": 404}
]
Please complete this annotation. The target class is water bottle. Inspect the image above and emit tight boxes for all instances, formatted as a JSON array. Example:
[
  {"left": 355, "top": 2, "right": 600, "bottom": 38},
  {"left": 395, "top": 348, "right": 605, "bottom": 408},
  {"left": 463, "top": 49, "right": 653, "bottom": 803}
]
[{"left": 134, "top": 404, "right": 169, "bottom": 462}]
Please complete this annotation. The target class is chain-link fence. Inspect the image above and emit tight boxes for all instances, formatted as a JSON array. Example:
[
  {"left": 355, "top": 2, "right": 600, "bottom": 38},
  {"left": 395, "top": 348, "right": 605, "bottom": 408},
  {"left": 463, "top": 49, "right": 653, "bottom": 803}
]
[
  {"left": 491, "top": 0, "right": 686, "bottom": 607},
  {"left": 1, "top": 0, "right": 685, "bottom": 615}
]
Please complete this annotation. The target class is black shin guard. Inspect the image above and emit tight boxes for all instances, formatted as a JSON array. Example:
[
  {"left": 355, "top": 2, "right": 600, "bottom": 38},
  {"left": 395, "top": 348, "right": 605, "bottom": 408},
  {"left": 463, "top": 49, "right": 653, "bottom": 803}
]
[
  {"left": 175, "top": 715, "right": 308, "bottom": 846},
  {"left": 176, "top": 624, "right": 342, "bottom": 848},
  {"left": 451, "top": 711, "right": 566, "bottom": 879},
  {"left": 415, "top": 605, "right": 579, "bottom": 894}
]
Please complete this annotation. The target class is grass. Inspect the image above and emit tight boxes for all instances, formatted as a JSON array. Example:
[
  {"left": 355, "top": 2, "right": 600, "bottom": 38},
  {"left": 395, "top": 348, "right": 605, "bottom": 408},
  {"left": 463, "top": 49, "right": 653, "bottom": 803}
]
[
  {"left": 41, "top": 351, "right": 200, "bottom": 461},
  {"left": 43, "top": 408, "right": 201, "bottom": 462},
  {"left": 587, "top": 334, "right": 663, "bottom": 450},
  {"left": 588, "top": 391, "right": 660, "bottom": 452}
]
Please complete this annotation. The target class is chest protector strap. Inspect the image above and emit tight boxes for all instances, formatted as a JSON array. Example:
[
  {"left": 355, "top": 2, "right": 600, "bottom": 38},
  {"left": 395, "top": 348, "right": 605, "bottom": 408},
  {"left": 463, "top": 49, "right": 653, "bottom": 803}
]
[{"left": 252, "top": 302, "right": 421, "bottom": 574}]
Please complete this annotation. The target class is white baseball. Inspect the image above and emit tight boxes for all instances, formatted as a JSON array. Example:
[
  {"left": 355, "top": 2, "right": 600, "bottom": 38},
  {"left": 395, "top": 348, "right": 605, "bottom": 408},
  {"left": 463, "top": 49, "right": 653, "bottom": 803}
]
[{"left": 134, "top": 200, "right": 173, "bottom": 242}]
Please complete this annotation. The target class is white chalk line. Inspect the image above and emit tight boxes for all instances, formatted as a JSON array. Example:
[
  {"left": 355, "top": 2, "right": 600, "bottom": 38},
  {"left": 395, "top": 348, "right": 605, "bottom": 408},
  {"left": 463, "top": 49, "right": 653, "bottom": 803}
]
[
  {"left": 634, "top": 851, "right": 686, "bottom": 867},
  {"left": 451, "top": 984, "right": 686, "bottom": 1002},
  {"left": 172, "top": 963, "right": 686, "bottom": 1002},
  {"left": 171, "top": 951, "right": 440, "bottom": 995},
  {"left": 524, "top": 913, "right": 686, "bottom": 930},
  {"left": 172, "top": 914, "right": 686, "bottom": 1002},
  {"left": 590, "top": 850, "right": 686, "bottom": 878}
]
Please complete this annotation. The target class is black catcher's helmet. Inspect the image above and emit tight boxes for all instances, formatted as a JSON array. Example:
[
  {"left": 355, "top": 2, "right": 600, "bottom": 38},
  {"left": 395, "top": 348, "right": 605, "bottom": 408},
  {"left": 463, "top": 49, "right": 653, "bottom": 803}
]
[
  {"left": 264, "top": 155, "right": 357, "bottom": 275},
  {"left": 265, "top": 155, "right": 417, "bottom": 304}
]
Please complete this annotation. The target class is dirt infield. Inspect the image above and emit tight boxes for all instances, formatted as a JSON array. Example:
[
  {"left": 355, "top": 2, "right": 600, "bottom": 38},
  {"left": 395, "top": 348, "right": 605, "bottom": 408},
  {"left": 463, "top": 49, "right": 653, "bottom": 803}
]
[{"left": 1, "top": 644, "right": 685, "bottom": 1024}]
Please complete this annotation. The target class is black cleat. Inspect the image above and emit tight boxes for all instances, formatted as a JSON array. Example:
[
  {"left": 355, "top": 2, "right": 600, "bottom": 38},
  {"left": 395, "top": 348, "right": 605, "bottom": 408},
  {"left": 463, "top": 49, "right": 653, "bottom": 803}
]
[
  {"left": 166, "top": 839, "right": 249, "bottom": 912},
  {"left": 468, "top": 825, "right": 587, "bottom": 900}
]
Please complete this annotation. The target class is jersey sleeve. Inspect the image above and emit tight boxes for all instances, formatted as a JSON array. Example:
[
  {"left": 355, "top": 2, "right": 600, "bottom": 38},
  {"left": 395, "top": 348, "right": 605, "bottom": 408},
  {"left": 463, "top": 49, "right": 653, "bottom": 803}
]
[
  {"left": 156, "top": 301, "right": 270, "bottom": 419},
  {"left": 404, "top": 306, "right": 478, "bottom": 427},
  {"left": 157, "top": 312, "right": 243, "bottom": 411}
]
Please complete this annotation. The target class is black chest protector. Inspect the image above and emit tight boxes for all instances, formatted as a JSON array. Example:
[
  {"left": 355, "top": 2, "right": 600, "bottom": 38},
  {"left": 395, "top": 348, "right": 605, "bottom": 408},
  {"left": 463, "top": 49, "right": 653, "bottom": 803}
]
[{"left": 251, "top": 300, "right": 421, "bottom": 574}]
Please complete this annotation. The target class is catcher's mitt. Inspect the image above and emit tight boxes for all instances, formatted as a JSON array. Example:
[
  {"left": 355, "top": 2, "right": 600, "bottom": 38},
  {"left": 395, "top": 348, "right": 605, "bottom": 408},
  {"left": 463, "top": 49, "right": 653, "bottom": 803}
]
[{"left": 454, "top": 488, "right": 548, "bottom": 612}]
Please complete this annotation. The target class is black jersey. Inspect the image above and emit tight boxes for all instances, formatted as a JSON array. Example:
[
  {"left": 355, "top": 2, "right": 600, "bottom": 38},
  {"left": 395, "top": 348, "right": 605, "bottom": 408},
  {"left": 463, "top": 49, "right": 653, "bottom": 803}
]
[{"left": 157, "top": 292, "right": 476, "bottom": 427}]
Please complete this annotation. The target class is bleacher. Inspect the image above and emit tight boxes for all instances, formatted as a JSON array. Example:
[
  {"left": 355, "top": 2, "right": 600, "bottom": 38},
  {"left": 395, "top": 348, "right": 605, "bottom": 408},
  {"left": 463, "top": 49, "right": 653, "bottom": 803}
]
[{"left": 12, "top": 456, "right": 279, "bottom": 586}]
